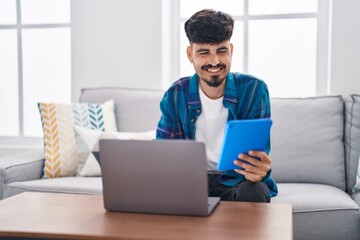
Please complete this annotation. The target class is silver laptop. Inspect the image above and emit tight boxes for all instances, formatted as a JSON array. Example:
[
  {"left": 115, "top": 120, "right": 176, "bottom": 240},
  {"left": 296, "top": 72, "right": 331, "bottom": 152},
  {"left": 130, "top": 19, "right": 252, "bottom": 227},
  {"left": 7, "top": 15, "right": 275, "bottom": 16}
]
[{"left": 99, "top": 139, "right": 220, "bottom": 216}]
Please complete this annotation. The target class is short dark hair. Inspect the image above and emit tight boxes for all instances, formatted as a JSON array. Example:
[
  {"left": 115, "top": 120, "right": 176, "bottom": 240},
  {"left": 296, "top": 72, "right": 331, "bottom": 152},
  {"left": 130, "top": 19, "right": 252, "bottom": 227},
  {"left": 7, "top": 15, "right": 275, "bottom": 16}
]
[{"left": 184, "top": 9, "right": 234, "bottom": 44}]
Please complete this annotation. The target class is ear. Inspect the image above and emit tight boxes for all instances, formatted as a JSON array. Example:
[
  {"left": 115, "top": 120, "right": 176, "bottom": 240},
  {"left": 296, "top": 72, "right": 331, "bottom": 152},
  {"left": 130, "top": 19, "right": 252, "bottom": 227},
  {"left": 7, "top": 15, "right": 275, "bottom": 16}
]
[
  {"left": 186, "top": 46, "right": 193, "bottom": 63},
  {"left": 230, "top": 43, "right": 233, "bottom": 55}
]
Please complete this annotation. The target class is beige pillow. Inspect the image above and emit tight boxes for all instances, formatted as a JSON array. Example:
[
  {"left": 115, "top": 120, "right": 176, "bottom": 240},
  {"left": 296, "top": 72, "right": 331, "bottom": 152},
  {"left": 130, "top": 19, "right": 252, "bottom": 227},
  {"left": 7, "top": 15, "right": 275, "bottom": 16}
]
[{"left": 38, "top": 100, "right": 117, "bottom": 178}]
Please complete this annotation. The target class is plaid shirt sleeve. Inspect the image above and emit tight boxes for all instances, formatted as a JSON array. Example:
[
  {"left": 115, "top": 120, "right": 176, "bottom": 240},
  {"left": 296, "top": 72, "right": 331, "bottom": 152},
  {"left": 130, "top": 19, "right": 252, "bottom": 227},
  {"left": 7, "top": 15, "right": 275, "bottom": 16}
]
[
  {"left": 156, "top": 91, "right": 175, "bottom": 139},
  {"left": 156, "top": 83, "right": 189, "bottom": 139},
  {"left": 252, "top": 80, "right": 271, "bottom": 155}
]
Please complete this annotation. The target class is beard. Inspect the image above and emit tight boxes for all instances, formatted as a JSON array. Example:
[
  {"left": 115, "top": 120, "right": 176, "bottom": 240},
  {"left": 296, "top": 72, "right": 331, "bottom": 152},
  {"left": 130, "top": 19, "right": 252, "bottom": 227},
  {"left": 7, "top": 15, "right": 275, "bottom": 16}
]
[
  {"left": 200, "top": 63, "right": 227, "bottom": 88},
  {"left": 200, "top": 75, "right": 226, "bottom": 88}
]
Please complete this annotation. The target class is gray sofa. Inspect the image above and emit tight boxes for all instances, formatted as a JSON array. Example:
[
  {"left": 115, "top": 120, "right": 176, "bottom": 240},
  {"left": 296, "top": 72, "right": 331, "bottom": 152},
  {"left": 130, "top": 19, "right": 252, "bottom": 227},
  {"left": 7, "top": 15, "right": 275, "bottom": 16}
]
[{"left": 1, "top": 87, "right": 360, "bottom": 240}]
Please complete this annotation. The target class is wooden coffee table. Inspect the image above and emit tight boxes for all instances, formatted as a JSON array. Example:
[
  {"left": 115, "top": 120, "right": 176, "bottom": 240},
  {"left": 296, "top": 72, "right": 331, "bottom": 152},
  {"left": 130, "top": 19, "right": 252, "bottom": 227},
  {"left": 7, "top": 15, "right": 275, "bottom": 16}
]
[{"left": 0, "top": 192, "right": 292, "bottom": 240}]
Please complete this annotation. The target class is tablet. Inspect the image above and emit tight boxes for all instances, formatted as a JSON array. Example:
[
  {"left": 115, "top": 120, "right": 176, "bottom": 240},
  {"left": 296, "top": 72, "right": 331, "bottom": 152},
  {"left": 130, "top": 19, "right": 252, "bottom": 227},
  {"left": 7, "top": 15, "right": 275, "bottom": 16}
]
[{"left": 217, "top": 119, "right": 272, "bottom": 171}]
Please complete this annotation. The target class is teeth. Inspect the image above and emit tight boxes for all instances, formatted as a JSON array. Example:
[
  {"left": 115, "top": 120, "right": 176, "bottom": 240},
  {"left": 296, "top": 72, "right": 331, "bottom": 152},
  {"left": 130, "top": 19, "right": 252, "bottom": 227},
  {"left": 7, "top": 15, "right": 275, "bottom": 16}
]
[{"left": 207, "top": 68, "right": 220, "bottom": 73}]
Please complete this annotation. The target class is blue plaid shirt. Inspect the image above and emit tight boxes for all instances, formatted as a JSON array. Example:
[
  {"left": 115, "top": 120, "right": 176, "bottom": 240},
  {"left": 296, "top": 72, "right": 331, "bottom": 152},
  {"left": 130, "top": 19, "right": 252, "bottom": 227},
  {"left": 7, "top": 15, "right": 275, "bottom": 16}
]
[{"left": 156, "top": 73, "right": 278, "bottom": 197}]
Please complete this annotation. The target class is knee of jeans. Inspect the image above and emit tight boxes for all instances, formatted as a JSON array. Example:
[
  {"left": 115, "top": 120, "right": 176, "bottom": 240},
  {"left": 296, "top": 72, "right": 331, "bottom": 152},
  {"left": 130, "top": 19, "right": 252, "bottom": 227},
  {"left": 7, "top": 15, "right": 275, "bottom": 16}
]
[
  {"left": 243, "top": 181, "right": 267, "bottom": 191},
  {"left": 235, "top": 181, "right": 270, "bottom": 203}
]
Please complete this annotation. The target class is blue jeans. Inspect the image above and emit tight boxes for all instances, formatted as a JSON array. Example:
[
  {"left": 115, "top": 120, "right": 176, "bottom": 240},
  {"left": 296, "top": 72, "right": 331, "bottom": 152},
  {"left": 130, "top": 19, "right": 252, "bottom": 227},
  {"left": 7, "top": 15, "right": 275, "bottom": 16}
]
[{"left": 208, "top": 174, "right": 270, "bottom": 202}]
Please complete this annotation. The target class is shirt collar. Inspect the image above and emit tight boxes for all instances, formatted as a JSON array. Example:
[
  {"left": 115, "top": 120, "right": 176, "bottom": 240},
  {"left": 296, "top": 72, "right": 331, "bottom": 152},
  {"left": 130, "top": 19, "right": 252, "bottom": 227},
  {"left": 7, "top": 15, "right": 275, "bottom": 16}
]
[
  {"left": 223, "top": 73, "right": 238, "bottom": 104},
  {"left": 187, "top": 74, "right": 201, "bottom": 110}
]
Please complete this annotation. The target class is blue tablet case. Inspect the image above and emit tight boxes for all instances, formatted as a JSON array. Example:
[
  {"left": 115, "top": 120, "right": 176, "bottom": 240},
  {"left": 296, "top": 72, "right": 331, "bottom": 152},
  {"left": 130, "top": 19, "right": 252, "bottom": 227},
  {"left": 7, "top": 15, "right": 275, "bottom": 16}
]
[{"left": 217, "top": 119, "right": 272, "bottom": 171}]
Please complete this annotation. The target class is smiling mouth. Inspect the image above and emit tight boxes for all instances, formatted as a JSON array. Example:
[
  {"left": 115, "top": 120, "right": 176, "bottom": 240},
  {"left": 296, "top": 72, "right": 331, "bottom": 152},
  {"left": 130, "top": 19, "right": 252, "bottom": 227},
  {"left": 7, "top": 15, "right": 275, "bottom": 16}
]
[
  {"left": 202, "top": 64, "right": 226, "bottom": 74},
  {"left": 206, "top": 67, "right": 222, "bottom": 73}
]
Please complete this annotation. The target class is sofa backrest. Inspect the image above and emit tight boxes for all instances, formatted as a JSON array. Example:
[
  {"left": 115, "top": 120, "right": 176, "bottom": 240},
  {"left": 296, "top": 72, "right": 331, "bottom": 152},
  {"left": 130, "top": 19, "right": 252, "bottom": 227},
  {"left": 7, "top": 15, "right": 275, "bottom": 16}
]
[
  {"left": 80, "top": 87, "right": 163, "bottom": 132},
  {"left": 270, "top": 96, "right": 346, "bottom": 190},
  {"left": 80, "top": 87, "right": 360, "bottom": 192}
]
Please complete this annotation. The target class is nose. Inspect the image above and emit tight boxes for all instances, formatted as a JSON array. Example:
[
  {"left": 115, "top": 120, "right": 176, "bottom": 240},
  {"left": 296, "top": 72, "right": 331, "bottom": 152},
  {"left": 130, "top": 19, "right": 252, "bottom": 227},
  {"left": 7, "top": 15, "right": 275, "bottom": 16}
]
[{"left": 208, "top": 53, "right": 220, "bottom": 66}]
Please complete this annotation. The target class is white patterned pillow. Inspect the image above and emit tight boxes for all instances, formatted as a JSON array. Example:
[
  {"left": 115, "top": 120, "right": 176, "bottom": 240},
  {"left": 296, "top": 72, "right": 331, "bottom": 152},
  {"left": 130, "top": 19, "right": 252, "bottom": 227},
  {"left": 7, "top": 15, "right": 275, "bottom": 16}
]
[
  {"left": 74, "top": 126, "right": 156, "bottom": 176},
  {"left": 38, "top": 100, "right": 117, "bottom": 178}
]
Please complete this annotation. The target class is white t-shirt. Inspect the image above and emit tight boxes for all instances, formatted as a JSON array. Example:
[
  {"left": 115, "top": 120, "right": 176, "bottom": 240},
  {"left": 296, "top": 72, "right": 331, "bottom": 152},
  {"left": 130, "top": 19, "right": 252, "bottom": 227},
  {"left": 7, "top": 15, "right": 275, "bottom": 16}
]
[{"left": 195, "top": 87, "right": 228, "bottom": 171}]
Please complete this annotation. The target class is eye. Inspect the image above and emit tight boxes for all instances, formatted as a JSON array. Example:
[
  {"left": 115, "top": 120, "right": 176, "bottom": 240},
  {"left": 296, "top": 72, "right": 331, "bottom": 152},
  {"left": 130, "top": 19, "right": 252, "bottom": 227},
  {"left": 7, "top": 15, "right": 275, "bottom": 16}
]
[
  {"left": 198, "top": 51, "right": 209, "bottom": 55},
  {"left": 217, "top": 49, "right": 228, "bottom": 54}
]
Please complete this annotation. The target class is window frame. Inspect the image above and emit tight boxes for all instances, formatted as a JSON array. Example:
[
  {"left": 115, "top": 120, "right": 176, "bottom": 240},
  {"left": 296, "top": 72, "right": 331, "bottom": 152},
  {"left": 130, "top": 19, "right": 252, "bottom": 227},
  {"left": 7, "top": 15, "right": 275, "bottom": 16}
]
[
  {"left": 162, "top": 0, "right": 331, "bottom": 96},
  {"left": 0, "top": 0, "right": 71, "bottom": 147}
]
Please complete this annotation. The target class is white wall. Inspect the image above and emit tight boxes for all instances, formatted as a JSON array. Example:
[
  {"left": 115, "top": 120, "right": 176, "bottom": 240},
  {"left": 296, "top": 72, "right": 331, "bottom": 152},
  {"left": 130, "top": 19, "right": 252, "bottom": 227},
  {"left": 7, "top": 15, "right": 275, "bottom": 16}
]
[
  {"left": 71, "top": 0, "right": 360, "bottom": 100},
  {"left": 71, "top": 0, "right": 162, "bottom": 101},
  {"left": 330, "top": 0, "right": 360, "bottom": 95}
]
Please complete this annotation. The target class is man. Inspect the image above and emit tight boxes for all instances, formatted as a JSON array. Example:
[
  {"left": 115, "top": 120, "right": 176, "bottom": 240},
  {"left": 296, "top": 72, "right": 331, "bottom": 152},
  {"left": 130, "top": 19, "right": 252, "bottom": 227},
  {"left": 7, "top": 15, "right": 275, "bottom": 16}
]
[{"left": 156, "top": 9, "right": 278, "bottom": 202}]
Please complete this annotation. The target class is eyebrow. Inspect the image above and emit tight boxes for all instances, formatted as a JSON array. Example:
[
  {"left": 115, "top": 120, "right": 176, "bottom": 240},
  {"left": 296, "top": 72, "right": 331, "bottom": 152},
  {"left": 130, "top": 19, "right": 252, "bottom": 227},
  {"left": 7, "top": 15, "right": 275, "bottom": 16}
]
[{"left": 196, "top": 48, "right": 210, "bottom": 53}]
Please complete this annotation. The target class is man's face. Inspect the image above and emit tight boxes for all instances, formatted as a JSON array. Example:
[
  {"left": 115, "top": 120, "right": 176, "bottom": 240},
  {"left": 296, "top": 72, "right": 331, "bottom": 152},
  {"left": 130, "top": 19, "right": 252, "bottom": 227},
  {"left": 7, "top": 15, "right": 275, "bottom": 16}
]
[{"left": 187, "top": 41, "right": 233, "bottom": 88}]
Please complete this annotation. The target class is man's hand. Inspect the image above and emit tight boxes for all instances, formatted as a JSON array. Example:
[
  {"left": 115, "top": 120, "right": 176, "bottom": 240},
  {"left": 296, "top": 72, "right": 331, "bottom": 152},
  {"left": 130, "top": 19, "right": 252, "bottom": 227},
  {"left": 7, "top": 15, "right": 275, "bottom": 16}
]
[{"left": 233, "top": 151, "right": 272, "bottom": 182}]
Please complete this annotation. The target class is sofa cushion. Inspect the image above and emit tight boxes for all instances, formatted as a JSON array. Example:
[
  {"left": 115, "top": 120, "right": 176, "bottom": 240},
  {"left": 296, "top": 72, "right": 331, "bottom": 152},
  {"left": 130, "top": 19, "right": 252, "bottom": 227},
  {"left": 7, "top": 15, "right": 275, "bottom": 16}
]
[
  {"left": 344, "top": 94, "right": 360, "bottom": 193},
  {"left": 352, "top": 191, "right": 360, "bottom": 207},
  {"left": 272, "top": 183, "right": 360, "bottom": 240},
  {"left": 38, "top": 100, "right": 117, "bottom": 178},
  {"left": 272, "top": 183, "right": 359, "bottom": 212},
  {"left": 270, "top": 96, "right": 346, "bottom": 190},
  {"left": 3, "top": 177, "right": 102, "bottom": 199},
  {"left": 80, "top": 87, "right": 163, "bottom": 132}
]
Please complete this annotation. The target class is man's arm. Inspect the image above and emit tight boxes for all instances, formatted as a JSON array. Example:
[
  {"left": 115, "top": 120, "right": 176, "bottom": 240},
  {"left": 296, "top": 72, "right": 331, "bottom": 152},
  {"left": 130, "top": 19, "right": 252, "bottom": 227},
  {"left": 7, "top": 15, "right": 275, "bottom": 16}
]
[
  {"left": 234, "top": 80, "right": 272, "bottom": 182},
  {"left": 156, "top": 92, "right": 174, "bottom": 139}
]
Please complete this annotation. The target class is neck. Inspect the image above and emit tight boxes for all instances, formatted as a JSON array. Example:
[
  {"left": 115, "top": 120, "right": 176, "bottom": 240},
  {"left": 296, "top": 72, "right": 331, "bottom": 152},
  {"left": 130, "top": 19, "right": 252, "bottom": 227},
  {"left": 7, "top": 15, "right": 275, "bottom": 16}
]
[{"left": 199, "top": 80, "right": 226, "bottom": 100}]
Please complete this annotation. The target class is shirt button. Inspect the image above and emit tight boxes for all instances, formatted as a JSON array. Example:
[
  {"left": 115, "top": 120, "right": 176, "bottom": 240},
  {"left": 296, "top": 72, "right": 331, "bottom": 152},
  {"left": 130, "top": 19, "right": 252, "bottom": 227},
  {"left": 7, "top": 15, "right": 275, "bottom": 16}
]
[
  {"left": 191, "top": 118, "right": 195, "bottom": 123},
  {"left": 196, "top": 109, "right": 200, "bottom": 113},
  {"left": 188, "top": 105, "right": 191, "bottom": 109}
]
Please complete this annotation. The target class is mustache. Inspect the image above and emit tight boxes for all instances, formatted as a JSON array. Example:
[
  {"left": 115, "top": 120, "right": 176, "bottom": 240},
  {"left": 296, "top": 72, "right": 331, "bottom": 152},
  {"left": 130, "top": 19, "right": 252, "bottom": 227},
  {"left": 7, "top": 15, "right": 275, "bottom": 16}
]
[{"left": 201, "top": 63, "right": 226, "bottom": 70}]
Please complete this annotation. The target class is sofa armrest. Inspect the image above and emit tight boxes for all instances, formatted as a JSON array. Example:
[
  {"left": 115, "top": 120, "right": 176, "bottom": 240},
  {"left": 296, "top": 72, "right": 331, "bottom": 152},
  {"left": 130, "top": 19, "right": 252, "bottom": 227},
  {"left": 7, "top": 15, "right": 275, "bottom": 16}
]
[{"left": 0, "top": 150, "right": 44, "bottom": 199}]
